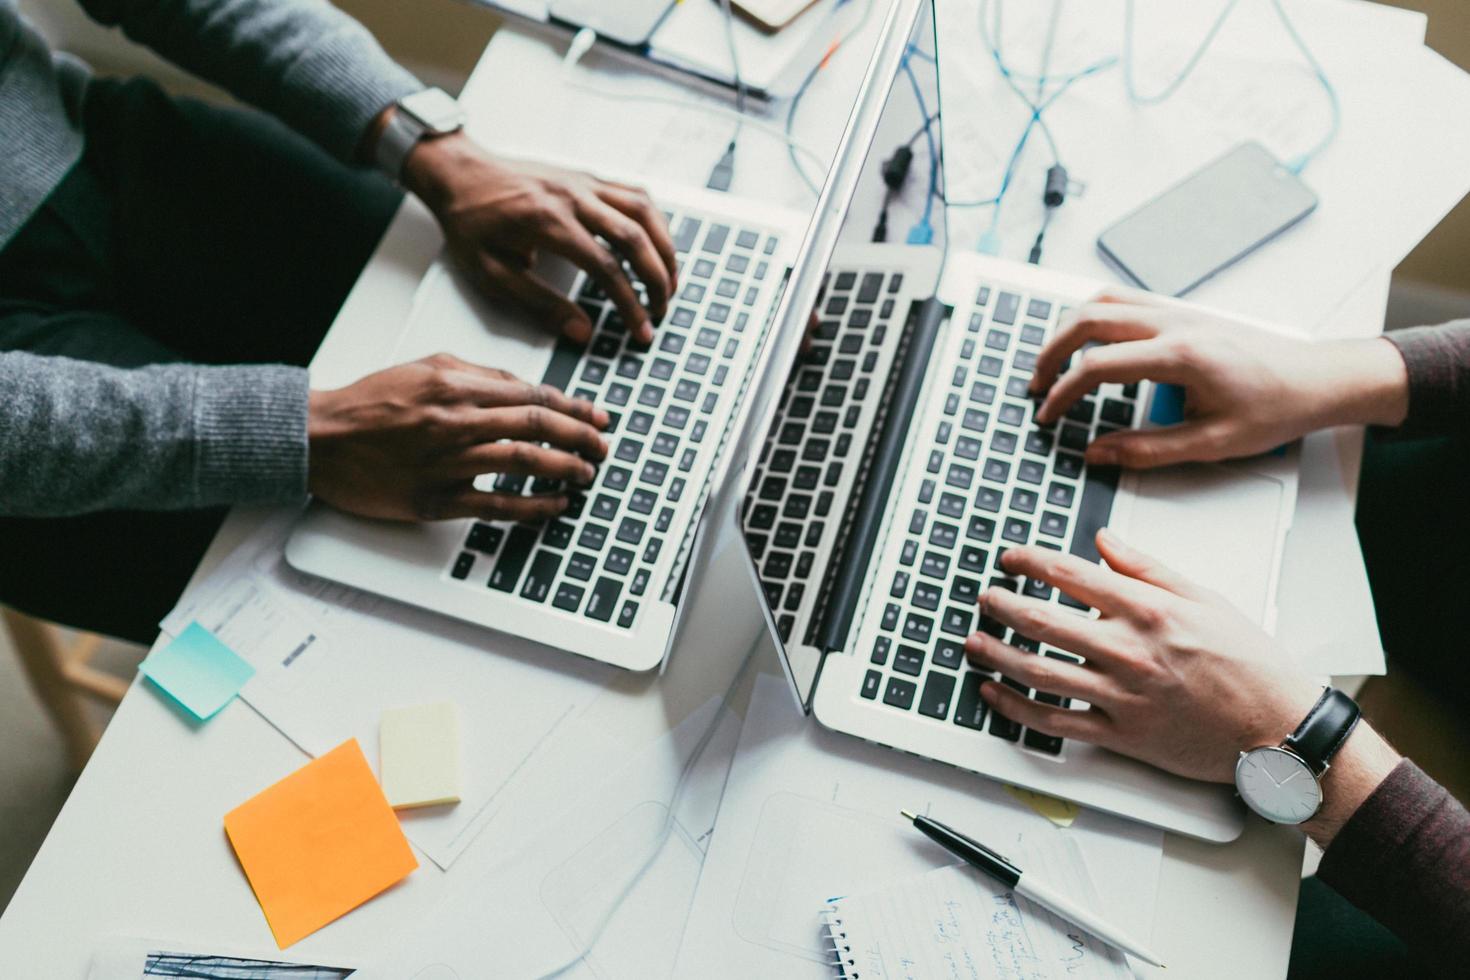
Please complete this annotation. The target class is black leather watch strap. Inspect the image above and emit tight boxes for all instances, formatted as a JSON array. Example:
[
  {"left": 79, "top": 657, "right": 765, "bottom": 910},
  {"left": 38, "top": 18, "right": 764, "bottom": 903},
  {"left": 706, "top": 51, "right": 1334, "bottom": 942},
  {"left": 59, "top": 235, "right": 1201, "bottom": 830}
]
[{"left": 1283, "top": 687, "right": 1361, "bottom": 774}]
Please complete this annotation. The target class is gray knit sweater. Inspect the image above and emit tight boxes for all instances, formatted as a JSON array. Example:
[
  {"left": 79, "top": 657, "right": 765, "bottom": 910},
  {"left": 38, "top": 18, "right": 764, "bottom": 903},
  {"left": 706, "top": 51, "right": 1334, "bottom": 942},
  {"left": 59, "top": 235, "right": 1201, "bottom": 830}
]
[{"left": 0, "top": 0, "right": 417, "bottom": 516}]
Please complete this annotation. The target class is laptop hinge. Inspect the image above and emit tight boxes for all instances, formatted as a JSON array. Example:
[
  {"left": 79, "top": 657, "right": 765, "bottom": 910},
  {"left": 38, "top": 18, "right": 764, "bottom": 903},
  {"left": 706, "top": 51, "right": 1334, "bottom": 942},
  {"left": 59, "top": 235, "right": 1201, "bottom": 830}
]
[{"left": 815, "top": 296, "right": 950, "bottom": 654}]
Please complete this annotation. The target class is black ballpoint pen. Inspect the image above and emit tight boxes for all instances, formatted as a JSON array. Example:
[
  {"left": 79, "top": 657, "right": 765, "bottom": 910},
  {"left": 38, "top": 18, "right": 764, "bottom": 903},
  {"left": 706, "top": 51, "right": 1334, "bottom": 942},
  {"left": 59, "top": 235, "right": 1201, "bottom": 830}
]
[{"left": 900, "top": 809, "right": 1166, "bottom": 968}]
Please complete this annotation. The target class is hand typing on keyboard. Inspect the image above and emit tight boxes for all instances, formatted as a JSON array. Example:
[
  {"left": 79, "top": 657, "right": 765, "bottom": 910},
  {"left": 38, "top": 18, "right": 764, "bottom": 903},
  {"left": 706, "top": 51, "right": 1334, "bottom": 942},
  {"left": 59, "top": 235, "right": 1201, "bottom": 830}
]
[
  {"left": 1028, "top": 287, "right": 1408, "bottom": 469},
  {"left": 306, "top": 353, "right": 608, "bottom": 523},
  {"left": 401, "top": 134, "right": 678, "bottom": 347}
]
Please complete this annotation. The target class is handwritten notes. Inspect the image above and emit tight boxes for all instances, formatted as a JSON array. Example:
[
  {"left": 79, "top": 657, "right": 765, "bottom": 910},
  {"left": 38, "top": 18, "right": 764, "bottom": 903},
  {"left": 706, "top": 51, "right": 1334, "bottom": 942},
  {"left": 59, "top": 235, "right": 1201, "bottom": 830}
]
[
  {"left": 138, "top": 622, "right": 254, "bottom": 719},
  {"left": 821, "top": 836, "right": 1130, "bottom": 979},
  {"left": 224, "top": 739, "right": 418, "bottom": 948},
  {"left": 380, "top": 702, "right": 461, "bottom": 809}
]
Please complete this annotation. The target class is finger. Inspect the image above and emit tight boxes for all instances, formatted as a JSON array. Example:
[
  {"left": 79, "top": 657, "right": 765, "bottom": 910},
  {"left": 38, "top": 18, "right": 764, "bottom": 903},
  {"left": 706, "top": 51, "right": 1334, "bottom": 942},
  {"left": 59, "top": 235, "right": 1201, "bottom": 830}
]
[
  {"left": 1036, "top": 338, "right": 1186, "bottom": 424},
  {"left": 1083, "top": 420, "right": 1224, "bottom": 469},
  {"left": 595, "top": 185, "right": 678, "bottom": 294},
  {"left": 977, "top": 583, "right": 1125, "bottom": 665},
  {"left": 468, "top": 404, "right": 609, "bottom": 459},
  {"left": 977, "top": 678, "right": 1112, "bottom": 741},
  {"left": 450, "top": 441, "right": 599, "bottom": 484},
  {"left": 473, "top": 252, "right": 595, "bottom": 345},
  {"left": 1090, "top": 286, "right": 1168, "bottom": 307},
  {"left": 547, "top": 224, "right": 651, "bottom": 343},
  {"left": 964, "top": 632, "right": 1113, "bottom": 707},
  {"left": 449, "top": 373, "right": 607, "bottom": 429},
  {"left": 578, "top": 194, "right": 671, "bottom": 331},
  {"left": 421, "top": 489, "right": 569, "bottom": 522},
  {"left": 994, "top": 545, "right": 1152, "bottom": 618},
  {"left": 1094, "top": 526, "right": 1204, "bottom": 600},
  {"left": 1031, "top": 303, "right": 1165, "bottom": 396}
]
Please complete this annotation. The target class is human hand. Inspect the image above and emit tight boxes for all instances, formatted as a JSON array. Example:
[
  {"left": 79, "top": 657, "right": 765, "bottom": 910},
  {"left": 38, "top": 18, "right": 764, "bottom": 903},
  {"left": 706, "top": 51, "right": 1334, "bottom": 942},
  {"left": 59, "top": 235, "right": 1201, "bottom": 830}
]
[
  {"left": 307, "top": 354, "right": 608, "bottom": 522},
  {"left": 963, "top": 529, "right": 1324, "bottom": 784},
  {"left": 403, "top": 133, "right": 677, "bottom": 346},
  {"left": 1029, "top": 289, "right": 1408, "bottom": 469}
]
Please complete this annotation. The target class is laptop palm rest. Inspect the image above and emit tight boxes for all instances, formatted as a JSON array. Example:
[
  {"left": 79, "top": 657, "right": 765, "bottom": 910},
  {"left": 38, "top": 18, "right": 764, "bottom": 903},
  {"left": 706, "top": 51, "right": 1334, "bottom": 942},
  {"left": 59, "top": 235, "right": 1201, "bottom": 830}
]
[{"left": 1121, "top": 464, "right": 1286, "bottom": 627}]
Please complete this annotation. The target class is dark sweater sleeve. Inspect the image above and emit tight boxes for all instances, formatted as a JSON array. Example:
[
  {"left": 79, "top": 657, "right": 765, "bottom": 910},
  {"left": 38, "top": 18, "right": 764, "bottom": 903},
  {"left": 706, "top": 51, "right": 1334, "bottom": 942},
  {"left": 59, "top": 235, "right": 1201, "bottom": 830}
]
[
  {"left": 0, "top": 351, "right": 308, "bottom": 516},
  {"left": 1316, "top": 759, "right": 1470, "bottom": 967},
  {"left": 76, "top": 0, "right": 420, "bottom": 162},
  {"left": 1382, "top": 319, "right": 1470, "bottom": 439}
]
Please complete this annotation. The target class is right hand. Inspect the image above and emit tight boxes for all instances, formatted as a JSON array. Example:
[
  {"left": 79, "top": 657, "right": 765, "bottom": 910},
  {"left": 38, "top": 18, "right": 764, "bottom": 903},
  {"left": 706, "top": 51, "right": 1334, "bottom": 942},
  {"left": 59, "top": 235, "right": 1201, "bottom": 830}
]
[
  {"left": 307, "top": 354, "right": 608, "bottom": 522},
  {"left": 1029, "top": 289, "right": 1408, "bottom": 469}
]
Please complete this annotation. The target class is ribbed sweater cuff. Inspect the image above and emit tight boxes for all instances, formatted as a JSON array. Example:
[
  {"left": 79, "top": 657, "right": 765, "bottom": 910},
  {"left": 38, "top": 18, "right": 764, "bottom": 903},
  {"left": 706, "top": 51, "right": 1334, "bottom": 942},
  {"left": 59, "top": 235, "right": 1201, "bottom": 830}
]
[
  {"left": 192, "top": 364, "right": 309, "bottom": 505},
  {"left": 281, "top": 31, "right": 421, "bottom": 163},
  {"left": 1381, "top": 322, "right": 1470, "bottom": 439}
]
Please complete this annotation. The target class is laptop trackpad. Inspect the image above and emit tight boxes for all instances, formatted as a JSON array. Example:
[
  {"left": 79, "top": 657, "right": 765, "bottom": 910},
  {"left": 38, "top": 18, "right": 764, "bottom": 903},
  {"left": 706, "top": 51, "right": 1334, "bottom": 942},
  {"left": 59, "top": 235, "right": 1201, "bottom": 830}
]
[
  {"left": 390, "top": 255, "right": 580, "bottom": 382},
  {"left": 1121, "top": 465, "right": 1285, "bottom": 626}
]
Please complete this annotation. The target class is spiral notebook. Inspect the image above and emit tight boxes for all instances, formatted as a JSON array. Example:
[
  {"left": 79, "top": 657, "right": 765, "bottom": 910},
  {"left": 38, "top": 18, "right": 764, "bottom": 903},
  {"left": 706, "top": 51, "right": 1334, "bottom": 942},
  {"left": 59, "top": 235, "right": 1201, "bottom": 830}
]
[{"left": 820, "top": 835, "right": 1134, "bottom": 979}]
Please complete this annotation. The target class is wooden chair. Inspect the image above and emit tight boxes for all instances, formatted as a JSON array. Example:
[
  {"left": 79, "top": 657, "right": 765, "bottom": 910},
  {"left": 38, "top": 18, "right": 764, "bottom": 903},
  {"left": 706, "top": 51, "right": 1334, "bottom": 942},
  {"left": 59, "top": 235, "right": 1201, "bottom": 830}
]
[{"left": 2, "top": 608, "right": 129, "bottom": 771}]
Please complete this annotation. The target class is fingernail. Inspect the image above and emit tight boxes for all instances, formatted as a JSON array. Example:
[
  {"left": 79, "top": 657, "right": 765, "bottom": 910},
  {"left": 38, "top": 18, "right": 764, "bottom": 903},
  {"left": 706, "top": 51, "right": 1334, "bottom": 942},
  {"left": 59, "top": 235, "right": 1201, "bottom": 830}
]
[
  {"left": 582, "top": 464, "right": 597, "bottom": 483},
  {"left": 1097, "top": 526, "right": 1117, "bottom": 545},
  {"left": 565, "top": 319, "right": 590, "bottom": 343},
  {"left": 597, "top": 437, "right": 609, "bottom": 455},
  {"left": 594, "top": 409, "right": 610, "bottom": 428},
  {"left": 977, "top": 680, "right": 997, "bottom": 701}
]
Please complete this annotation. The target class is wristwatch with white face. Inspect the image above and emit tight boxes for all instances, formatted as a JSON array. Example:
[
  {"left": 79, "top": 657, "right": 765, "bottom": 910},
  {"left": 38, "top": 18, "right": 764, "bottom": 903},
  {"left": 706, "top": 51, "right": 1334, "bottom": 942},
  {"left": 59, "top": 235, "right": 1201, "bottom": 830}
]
[
  {"left": 374, "top": 87, "right": 467, "bottom": 183},
  {"left": 1234, "top": 687, "right": 1361, "bottom": 825}
]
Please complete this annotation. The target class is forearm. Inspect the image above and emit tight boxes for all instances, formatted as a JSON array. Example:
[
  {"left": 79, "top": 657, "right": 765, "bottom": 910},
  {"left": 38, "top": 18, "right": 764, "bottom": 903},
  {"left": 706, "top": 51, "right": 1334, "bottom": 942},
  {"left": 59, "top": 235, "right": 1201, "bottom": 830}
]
[
  {"left": 78, "top": 0, "right": 419, "bottom": 162},
  {"left": 0, "top": 352, "right": 308, "bottom": 515},
  {"left": 1316, "top": 755, "right": 1470, "bottom": 967}
]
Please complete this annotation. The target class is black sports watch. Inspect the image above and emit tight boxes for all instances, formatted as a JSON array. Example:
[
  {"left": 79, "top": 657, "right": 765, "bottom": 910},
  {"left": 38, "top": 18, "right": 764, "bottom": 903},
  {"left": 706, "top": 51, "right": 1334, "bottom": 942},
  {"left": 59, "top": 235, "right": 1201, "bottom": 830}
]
[{"left": 1233, "top": 687, "right": 1361, "bottom": 825}]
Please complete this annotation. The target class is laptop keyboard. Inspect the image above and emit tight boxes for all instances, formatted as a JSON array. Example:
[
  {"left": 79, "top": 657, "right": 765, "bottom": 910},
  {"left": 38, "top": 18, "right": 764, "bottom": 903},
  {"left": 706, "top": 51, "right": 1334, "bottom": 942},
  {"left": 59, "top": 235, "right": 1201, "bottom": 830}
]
[
  {"left": 854, "top": 285, "right": 1138, "bottom": 758},
  {"left": 444, "top": 210, "right": 783, "bottom": 630},
  {"left": 744, "top": 266, "right": 919, "bottom": 647}
]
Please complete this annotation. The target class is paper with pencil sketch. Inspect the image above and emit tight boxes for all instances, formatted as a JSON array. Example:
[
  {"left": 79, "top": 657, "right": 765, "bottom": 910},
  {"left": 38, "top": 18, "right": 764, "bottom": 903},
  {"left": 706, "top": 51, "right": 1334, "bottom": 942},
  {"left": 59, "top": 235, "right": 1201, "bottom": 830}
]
[{"left": 822, "top": 836, "right": 1131, "bottom": 980}]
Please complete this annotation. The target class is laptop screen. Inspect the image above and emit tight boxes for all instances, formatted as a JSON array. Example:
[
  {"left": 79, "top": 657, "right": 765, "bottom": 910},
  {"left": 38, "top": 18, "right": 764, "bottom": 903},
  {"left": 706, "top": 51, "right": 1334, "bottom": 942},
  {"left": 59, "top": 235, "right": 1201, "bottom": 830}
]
[{"left": 730, "top": 0, "right": 945, "bottom": 709}]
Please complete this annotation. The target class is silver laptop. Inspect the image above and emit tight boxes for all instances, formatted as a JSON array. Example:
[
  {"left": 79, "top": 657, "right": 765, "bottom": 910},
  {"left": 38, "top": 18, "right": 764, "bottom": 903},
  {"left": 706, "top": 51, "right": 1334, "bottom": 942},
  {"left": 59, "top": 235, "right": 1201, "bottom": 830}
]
[{"left": 706, "top": 0, "right": 1298, "bottom": 843}]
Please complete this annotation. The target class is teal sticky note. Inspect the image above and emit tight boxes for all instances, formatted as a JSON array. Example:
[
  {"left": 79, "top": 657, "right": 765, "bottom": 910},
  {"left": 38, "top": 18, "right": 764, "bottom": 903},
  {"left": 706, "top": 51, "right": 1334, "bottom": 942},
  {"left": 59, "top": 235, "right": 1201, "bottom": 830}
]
[{"left": 139, "top": 622, "right": 255, "bottom": 720}]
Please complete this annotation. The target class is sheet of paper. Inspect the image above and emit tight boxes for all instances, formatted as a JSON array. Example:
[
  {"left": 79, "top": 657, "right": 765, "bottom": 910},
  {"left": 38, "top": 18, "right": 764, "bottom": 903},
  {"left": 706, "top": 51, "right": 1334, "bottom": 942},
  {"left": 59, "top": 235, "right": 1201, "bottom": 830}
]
[
  {"left": 935, "top": 0, "right": 1470, "bottom": 334},
  {"left": 160, "top": 518, "right": 611, "bottom": 870},
  {"left": 224, "top": 740, "right": 418, "bottom": 949},
  {"left": 381, "top": 702, "right": 462, "bottom": 809},
  {"left": 824, "top": 837, "right": 1131, "bottom": 980},
  {"left": 87, "top": 936, "right": 356, "bottom": 979},
  {"left": 364, "top": 694, "right": 744, "bottom": 980},
  {"left": 674, "top": 674, "right": 1163, "bottom": 978},
  {"left": 137, "top": 622, "right": 255, "bottom": 720},
  {"left": 649, "top": 0, "right": 838, "bottom": 94}
]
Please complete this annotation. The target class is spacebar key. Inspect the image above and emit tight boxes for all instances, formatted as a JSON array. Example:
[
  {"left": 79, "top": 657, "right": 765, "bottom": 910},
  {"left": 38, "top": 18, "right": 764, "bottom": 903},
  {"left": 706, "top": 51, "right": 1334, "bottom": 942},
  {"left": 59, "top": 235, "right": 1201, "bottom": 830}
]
[
  {"left": 1068, "top": 465, "right": 1119, "bottom": 565},
  {"left": 585, "top": 576, "right": 623, "bottom": 622}
]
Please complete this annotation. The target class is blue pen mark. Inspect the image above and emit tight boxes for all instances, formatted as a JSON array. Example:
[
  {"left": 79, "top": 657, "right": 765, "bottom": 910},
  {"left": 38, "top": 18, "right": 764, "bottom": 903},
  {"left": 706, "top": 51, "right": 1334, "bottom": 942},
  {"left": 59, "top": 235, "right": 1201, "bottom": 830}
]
[{"left": 1148, "top": 383, "right": 1186, "bottom": 425}]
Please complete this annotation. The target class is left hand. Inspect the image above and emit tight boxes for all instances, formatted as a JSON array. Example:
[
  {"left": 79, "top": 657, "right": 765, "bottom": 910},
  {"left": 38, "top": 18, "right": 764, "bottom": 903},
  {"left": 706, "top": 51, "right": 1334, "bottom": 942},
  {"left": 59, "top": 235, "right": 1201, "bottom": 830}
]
[
  {"left": 963, "top": 529, "right": 1323, "bottom": 783},
  {"left": 403, "top": 133, "right": 678, "bottom": 346}
]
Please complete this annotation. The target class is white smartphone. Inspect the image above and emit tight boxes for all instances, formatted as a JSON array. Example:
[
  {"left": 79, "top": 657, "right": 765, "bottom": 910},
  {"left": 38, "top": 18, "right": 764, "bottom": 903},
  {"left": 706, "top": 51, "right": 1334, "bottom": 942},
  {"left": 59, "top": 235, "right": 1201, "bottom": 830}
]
[{"left": 1096, "top": 141, "right": 1318, "bottom": 297}]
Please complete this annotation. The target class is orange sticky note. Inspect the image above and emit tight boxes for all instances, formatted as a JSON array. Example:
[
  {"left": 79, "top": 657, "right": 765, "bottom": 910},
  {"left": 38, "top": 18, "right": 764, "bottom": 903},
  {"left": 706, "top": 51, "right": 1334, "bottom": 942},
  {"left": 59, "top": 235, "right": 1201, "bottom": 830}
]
[{"left": 224, "top": 739, "right": 418, "bottom": 947}]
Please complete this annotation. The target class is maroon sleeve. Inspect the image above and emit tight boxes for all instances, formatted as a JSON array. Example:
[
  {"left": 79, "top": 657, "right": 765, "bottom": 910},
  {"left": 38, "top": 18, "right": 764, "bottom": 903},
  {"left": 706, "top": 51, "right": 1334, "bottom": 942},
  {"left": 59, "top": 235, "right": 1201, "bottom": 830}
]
[
  {"left": 1316, "top": 759, "right": 1470, "bottom": 964},
  {"left": 1382, "top": 320, "right": 1470, "bottom": 438}
]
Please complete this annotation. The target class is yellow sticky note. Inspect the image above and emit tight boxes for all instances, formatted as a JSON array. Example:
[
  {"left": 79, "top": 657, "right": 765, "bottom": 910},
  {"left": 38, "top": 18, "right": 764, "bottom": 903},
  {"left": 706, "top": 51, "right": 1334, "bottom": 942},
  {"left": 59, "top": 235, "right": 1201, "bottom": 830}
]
[
  {"left": 1005, "top": 785, "right": 1081, "bottom": 828},
  {"left": 380, "top": 702, "right": 461, "bottom": 809},
  {"left": 224, "top": 739, "right": 418, "bottom": 948}
]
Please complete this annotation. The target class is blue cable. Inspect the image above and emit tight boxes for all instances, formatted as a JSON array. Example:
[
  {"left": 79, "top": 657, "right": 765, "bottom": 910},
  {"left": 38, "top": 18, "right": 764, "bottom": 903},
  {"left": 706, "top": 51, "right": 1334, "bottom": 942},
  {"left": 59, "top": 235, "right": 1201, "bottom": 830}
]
[{"left": 901, "top": 51, "right": 938, "bottom": 243}]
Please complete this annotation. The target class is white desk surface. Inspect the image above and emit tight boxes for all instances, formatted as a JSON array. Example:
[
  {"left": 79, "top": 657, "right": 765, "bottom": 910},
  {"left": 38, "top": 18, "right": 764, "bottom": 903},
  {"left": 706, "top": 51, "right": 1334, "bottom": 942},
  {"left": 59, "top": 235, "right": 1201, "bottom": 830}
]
[{"left": 0, "top": 8, "right": 1412, "bottom": 978}]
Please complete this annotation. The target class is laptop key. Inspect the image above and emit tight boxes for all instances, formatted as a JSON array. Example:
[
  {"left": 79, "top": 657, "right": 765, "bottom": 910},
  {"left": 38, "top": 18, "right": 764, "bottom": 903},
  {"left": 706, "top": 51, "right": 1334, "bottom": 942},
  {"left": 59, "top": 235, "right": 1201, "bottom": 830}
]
[
  {"left": 954, "top": 672, "right": 989, "bottom": 729},
  {"left": 918, "top": 672, "right": 956, "bottom": 720},
  {"left": 894, "top": 645, "right": 925, "bottom": 676},
  {"left": 630, "top": 567, "right": 651, "bottom": 596},
  {"left": 933, "top": 639, "right": 965, "bottom": 670},
  {"left": 861, "top": 670, "right": 882, "bottom": 699},
  {"left": 1070, "top": 466, "right": 1120, "bottom": 564},
  {"left": 882, "top": 677, "right": 917, "bottom": 710},
  {"left": 488, "top": 526, "right": 538, "bottom": 591},
  {"left": 566, "top": 552, "right": 596, "bottom": 581},
  {"left": 552, "top": 582, "right": 585, "bottom": 612},
  {"left": 543, "top": 521, "right": 575, "bottom": 550},
  {"left": 586, "top": 576, "right": 623, "bottom": 622},
  {"left": 871, "top": 636, "right": 892, "bottom": 665},
  {"left": 519, "top": 550, "right": 561, "bottom": 602},
  {"left": 466, "top": 523, "right": 504, "bottom": 554},
  {"left": 605, "top": 547, "right": 634, "bottom": 576},
  {"left": 617, "top": 601, "right": 639, "bottom": 629},
  {"left": 451, "top": 552, "right": 475, "bottom": 580}
]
